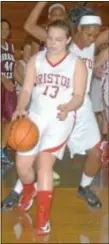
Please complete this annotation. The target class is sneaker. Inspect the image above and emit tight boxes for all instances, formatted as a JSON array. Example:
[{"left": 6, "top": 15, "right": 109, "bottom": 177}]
[
  {"left": 36, "top": 221, "right": 51, "bottom": 235},
  {"left": 19, "top": 187, "right": 37, "bottom": 211},
  {"left": 78, "top": 186, "right": 102, "bottom": 208},
  {"left": 1, "top": 148, "right": 14, "bottom": 166},
  {"left": 53, "top": 171, "right": 60, "bottom": 180},
  {"left": 33, "top": 230, "right": 50, "bottom": 242},
  {"left": 2, "top": 190, "right": 20, "bottom": 211}
]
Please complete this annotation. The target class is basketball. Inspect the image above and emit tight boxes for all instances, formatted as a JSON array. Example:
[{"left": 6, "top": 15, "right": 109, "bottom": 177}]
[{"left": 7, "top": 118, "right": 39, "bottom": 151}]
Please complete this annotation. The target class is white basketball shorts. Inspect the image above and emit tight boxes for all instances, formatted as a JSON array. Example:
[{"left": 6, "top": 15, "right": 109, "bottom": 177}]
[
  {"left": 90, "top": 77, "right": 104, "bottom": 112},
  {"left": 17, "top": 110, "right": 76, "bottom": 160},
  {"left": 67, "top": 95, "right": 101, "bottom": 158}
]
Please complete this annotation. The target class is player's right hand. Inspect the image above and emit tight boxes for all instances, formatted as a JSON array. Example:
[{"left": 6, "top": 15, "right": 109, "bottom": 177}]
[{"left": 12, "top": 110, "right": 29, "bottom": 121}]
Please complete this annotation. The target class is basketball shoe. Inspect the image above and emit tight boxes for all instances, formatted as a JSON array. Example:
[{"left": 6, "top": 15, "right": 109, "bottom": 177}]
[
  {"left": 35, "top": 191, "right": 52, "bottom": 235},
  {"left": 19, "top": 183, "right": 37, "bottom": 211},
  {"left": 78, "top": 185, "right": 102, "bottom": 208},
  {"left": 2, "top": 190, "right": 20, "bottom": 211}
]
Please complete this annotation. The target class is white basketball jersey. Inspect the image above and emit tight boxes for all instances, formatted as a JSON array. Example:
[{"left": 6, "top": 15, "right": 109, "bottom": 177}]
[
  {"left": 30, "top": 50, "right": 77, "bottom": 116},
  {"left": 69, "top": 42, "right": 95, "bottom": 92}
]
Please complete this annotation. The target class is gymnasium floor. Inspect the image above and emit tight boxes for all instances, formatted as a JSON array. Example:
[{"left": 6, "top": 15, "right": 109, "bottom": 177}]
[{"left": 2, "top": 149, "right": 109, "bottom": 243}]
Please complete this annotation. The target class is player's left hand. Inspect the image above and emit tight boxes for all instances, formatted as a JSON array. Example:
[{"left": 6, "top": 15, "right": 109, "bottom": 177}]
[{"left": 57, "top": 104, "right": 69, "bottom": 120}]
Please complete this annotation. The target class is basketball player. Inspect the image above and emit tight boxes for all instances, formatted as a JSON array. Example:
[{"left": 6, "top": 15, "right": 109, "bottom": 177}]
[
  {"left": 24, "top": 2, "right": 67, "bottom": 43},
  {"left": 90, "top": 75, "right": 104, "bottom": 130},
  {"left": 1, "top": 19, "right": 16, "bottom": 171},
  {"left": 95, "top": 47, "right": 109, "bottom": 167},
  {"left": 91, "top": 43, "right": 109, "bottom": 139},
  {"left": 12, "top": 20, "right": 87, "bottom": 234},
  {"left": 24, "top": 2, "right": 67, "bottom": 180},
  {"left": 24, "top": 4, "right": 108, "bottom": 209},
  {"left": 2, "top": 5, "right": 107, "bottom": 211},
  {"left": 67, "top": 7, "right": 108, "bottom": 208},
  {"left": 14, "top": 41, "right": 32, "bottom": 96}
]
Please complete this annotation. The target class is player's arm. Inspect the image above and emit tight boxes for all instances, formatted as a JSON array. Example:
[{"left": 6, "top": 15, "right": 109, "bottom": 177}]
[
  {"left": 95, "top": 28, "right": 109, "bottom": 50},
  {"left": 14, "top": 61, "right": 25, "bottom": 86},
  {"left": 94, "top": 47, "right": 109, "bottom": 78},
  {"left": 16, "top": 55, "right": 37, "bottom": 112},
  {"left": 24, "top": 2, "right": 47, "bottom": 42},
  {"left": 95, "top": 47, "right": 109, "bottom": 69},
  {"left": 66, "top": 57, "right": 87, "bottom": 111}
]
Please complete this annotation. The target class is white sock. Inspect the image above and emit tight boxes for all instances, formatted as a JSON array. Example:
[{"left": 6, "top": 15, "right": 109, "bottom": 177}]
[
  {"left": 14, "top": 179, "right": 23, "bottom": 194},
  {"left": 80, "top": 173, "right": 94, "bottom": 188}
]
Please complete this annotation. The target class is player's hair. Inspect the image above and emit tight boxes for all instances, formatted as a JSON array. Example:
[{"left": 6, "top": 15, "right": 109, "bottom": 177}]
[
  {"left": 1, "top": 18, "right": 12, "bottom": 30},
  {"left": 68, "top": 6, "right": 95, "bottom": 28},
  {"left": 47, "top": 19, "right": 72, "bottom": 38}
]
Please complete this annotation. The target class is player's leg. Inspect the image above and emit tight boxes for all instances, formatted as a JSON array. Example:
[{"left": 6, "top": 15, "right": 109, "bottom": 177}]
[
  {"left": 35, "top": 152, "right": 56, "bottom": 235},
  {"left": 79, "top": 145, "right": 102, "bottom": 208},
  {"left": 101, "top": 110, "right": 108, "bottom": 140},
  {"left": 34, "top": 114, "right": 75, "bottom": 235},
  {"left": 68, "top": 98, "right": 102, "bottom": 208},
  {"left": 17, "top": 153, "right": 37, "bottom": 211}
]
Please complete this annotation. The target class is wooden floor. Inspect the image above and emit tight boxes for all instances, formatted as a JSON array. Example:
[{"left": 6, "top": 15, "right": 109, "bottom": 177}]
[{"left": 1, "top": 150, "right": 109, "bottom": 243}]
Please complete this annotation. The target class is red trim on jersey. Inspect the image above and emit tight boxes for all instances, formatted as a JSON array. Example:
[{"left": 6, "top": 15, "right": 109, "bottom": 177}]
[
  {"left": 42, "top": 112, "right": 76, "bottom": 153},
  {"left": 94, "top": 140, "right": 102, "bottom": 150},
  {"left": 46, "top": 52, "right": 70, "bottom": 67},
  {"left": 102, "top": 77, "right": 109, "bottom": 110}
]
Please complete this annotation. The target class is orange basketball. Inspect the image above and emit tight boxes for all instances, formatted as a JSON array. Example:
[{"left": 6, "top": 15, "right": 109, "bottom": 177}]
[{"left": 7, "top": 118, "right": 39, "bottom": 151}]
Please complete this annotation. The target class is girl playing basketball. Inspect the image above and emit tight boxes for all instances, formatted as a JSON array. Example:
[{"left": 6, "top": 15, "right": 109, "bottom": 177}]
[{"left": 12, "top": 20, "right": 87, "bottom": 234}]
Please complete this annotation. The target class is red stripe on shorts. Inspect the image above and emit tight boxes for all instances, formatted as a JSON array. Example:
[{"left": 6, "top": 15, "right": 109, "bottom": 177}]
[
  {"left": 42, "top": 112, "right": 76, "bottom": 153},
  {"left": 94, "top": 140, "right": 102, "bottom": 150}
]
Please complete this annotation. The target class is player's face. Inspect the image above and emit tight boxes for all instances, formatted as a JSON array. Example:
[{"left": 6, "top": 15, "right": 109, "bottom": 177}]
[
  {"left": 1, "top": 21, "right": 10, "bottom": 41},
  {"left": 79, "top": 25, "right": 101, "bottom": 47},
  {"left": 23, "top": 44, "right": 31, "bottom": 61},
  {"left": 49, "top": 7, "right": 66, "bottom": 22},
  {"left": 47, "top": 27, "right": 70, "bottom": 54}
]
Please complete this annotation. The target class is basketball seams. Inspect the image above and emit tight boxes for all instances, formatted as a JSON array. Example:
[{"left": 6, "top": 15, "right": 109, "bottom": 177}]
[
  {"left": 8, "top": 118, "right": 39, "bottom": 151},
  {"left": 8, "top": 120, "right": 20, "bottom": 150},
  {"left": 15, "top": 119, "right": 38, "bottom": 151}
]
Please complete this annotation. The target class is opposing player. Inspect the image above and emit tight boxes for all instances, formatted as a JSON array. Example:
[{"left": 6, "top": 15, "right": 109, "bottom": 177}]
[
  {"left": 1, "top": 19, "right": 16, "bottom": 171},
  {"left": 2, "top": 40, "right": 38, "bottom": 211},
  {"left": 12, "top": 20, "right": 87, "bottom": 234}
]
